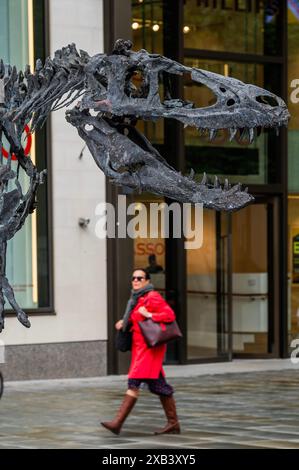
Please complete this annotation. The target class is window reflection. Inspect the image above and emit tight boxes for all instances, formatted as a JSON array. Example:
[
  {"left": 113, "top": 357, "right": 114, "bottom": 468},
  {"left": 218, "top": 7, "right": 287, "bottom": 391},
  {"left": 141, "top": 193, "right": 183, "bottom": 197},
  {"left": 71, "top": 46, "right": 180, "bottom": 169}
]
[
  {"left": 0, "top": 0, "right": 50, "bottom": 309},
  {"left": 184, "top": 0, "right": 281, "bottom": 56},
  {"left": 132, "top": 0, "right": 163, "bottom": 53},
  {"left": 232, "top": 203, "right": 268, "bottom": 355},
  {"left": 187, "top": 209, "right": 218, "bottom": 359},
  {"left": 4, "top": 146, "right": 37, "bottom": 308},
  {"left": 288, "top": 1, "right": 299, "bottom": 192},
  {"left": 133, "top": 195, "right": 166, "bottom": 294},
  {"left": 288, "top": 1, "right": 299, "bottom": 351}
]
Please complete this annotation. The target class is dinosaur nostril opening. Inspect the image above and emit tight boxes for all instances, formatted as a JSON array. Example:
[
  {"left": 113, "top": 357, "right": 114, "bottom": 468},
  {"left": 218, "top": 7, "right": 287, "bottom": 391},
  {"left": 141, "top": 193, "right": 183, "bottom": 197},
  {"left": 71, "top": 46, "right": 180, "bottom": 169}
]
[
  {"left": 256, "top": 95, "right": 279, "bottom": 107},
  {"left": 227, "top": 99, "right": 235, "bottom": 107}
]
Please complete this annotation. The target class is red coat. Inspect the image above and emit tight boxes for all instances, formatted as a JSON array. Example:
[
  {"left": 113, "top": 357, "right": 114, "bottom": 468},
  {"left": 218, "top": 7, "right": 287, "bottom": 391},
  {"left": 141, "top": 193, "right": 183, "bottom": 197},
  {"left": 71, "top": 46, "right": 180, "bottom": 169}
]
[{"left": 127, "top": 290, "right": 176, "bottom": 379}]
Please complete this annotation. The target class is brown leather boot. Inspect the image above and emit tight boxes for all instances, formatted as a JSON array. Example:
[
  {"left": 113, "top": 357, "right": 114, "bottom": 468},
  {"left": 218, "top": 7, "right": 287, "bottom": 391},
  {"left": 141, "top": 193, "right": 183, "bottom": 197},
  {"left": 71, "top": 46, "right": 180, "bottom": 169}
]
[
  {"left": 101, "top": 393, "right": 137, "bottom": 435},
  {"left": 154, "top": 394, "right": 181, "bottom": 435}
]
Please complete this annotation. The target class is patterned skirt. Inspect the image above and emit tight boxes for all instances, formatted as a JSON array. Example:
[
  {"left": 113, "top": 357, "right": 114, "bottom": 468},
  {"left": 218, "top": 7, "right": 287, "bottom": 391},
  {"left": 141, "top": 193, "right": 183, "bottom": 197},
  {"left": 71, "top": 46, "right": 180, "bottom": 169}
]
[{"left": 128, "top": 372, "right": 174, "bottom": 396}]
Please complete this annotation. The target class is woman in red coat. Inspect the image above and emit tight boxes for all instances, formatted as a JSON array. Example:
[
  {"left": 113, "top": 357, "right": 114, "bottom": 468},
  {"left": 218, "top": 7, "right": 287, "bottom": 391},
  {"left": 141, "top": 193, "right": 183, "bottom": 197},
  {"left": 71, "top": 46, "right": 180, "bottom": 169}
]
[{"left": 101, "top": 268, "right": 180, "bottom": 436}]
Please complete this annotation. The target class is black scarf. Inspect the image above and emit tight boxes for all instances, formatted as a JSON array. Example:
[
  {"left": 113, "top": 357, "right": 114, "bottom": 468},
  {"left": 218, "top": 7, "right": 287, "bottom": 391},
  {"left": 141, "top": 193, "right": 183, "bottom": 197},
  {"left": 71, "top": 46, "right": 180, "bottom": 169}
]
[{"left": 122, "top": 283, "right": 154, "bottom": 331}]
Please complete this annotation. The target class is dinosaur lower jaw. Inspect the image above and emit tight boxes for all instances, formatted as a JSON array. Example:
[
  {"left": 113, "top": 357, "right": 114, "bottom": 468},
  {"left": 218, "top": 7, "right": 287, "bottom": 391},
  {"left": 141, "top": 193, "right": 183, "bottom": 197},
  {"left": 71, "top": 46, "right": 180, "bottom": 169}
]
[
  {"left": 66, "top": 109, "right": 254, "bottom": 211},
  {"left": 106, "top": 160, "right": 254, "bottom": 211},
  {"left": 119, "top": 165, "right": 255, "bottom": 211},
  {"left": 190, "top": 178, "right": 255, "bottom": 211}
]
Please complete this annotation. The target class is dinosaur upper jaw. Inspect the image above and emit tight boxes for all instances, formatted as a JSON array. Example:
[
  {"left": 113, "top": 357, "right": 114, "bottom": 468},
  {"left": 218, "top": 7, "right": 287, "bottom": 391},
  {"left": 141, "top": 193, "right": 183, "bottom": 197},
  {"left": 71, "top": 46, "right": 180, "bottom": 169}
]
[
  {"left": 80, "top": 83, "right": 289, "bottom": 152},
  {"left": 82, "top": 46, "right": 290, "bottom": 139},
  {"left": 91, "top": 101, "right": 289, "bottom": 135}
]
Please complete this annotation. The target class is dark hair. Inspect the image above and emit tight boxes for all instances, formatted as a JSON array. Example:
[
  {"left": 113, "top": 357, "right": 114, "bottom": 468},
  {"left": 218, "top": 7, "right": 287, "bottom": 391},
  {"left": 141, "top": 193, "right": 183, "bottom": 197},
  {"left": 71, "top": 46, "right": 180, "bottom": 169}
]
[{"left": 133, "top": 267, "right": 151, "bottom": 280}]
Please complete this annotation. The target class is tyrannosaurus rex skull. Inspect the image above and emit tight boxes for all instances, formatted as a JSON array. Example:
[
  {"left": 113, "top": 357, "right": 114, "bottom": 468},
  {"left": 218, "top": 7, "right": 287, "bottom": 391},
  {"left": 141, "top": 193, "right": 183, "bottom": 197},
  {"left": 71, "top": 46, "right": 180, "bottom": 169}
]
[{"left": 66, "top": 39, "right": 289, "bottom": 211}]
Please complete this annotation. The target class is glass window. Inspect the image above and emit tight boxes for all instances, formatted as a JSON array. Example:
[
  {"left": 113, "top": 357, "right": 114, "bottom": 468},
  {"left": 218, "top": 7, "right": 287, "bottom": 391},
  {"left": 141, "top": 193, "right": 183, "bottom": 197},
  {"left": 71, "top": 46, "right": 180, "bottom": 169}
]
[
  {"left": 0, "top": 0, "right": 50, "bottom": 309},
  {"left": 288, "top": 2, "right": 299, "bottom": 192},
  {"left": 187, "top": 209, "right": 218, "bottom": 359},
  {"left": 132, "top": 0, "right": 165, "bottom": 293},
  {"left": 133, "top": 195, "right": 166, "bottom": 294},
  {"left": 132, "top": 0, "right": 164, "bottom": 145},
  {"left": 288, "top": 2, "right": 299, "bottom": 350},
  {"left": 183, "top": 0, "right": 282, "bottom": 56},
  {"left": 232, "top": 203, "right": 268, "bottom": 354},
  {"left": 132, "top": 0, "right": 163, "bottom": 53},
  {"left": 288, "top": 198, "right": 299, "bottom": 351},
  {"left": 186, "top": 209, "right": 230, "bottom": 359}
]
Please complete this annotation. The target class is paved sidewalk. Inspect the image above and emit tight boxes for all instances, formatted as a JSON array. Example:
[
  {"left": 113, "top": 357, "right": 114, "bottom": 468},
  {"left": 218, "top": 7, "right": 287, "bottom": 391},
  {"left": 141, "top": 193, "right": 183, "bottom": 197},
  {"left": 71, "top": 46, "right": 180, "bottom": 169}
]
[{"left": 1, "top": 360, "right": 299, "bottom": 449}]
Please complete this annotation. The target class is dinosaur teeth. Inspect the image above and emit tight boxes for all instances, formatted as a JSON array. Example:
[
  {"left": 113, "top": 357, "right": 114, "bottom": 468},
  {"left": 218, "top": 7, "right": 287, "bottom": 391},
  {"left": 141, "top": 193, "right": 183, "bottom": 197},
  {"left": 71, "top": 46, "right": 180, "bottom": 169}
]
[
  {"left": 249, "top": 128, "right": 255, "bottom": 144},
  {"left": 189, "top": 168, "right": 195, "bottom": 179},
  {"left": 18, "top": 71, "right": 24, "bottom": 83},
  {"left": 214, "top": 176, "right": 220, "bottom": 188},
  {"left": 224, "top": 178, "right": 229, "bottom": 190},
  {"left": 209, "top": 129, "right": 217, "bottom": 141},
  {"left": 229, "top": 128, "right": 237, "bottom": 142},
  {"left": 275, "top": 126, "right": 280, "bottom": 136},
  {"left": 200, "top": 172, "right": 207, "bottom": 185},
  {"left": 227, "top": 182, "right": 242, "bottom": 194},
  {"left": 24, "top": 64, "right": 31, "bottom": 78}
]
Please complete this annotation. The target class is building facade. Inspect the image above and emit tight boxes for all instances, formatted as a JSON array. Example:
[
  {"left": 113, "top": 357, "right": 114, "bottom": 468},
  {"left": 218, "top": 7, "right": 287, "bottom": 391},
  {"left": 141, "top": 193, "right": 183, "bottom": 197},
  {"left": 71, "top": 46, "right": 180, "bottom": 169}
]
[
  {"left": 1, "top": 0, "right": 299, "bottom": 379},
  {"left": 106, "top": 0, "right": 299, "bottom": 374}
]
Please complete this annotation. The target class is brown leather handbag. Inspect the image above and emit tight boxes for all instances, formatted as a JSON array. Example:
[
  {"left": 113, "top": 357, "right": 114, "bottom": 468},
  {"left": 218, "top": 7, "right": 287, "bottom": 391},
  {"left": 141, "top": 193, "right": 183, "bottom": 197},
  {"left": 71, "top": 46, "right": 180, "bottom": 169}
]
[{"left": 138, "top": 318, "right": 183, "bottom": 348}]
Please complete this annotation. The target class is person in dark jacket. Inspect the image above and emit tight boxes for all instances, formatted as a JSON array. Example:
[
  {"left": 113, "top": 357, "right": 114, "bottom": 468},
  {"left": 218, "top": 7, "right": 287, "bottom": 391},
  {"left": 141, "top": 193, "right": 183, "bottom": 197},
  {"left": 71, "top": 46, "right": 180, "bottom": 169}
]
[
  {"left": 101, "top": 268, "right": 180, "bottom": 435},
  {"left": 145, "top": 254, "right": 164, "bottom": 274}
]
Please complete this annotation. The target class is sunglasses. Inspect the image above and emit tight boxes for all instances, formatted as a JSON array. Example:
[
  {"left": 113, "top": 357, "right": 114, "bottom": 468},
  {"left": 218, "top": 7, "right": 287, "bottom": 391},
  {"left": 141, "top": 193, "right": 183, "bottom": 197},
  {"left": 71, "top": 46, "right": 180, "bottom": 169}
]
[{"left": 132, "top": 276, "right": 146, "bottom": 281}]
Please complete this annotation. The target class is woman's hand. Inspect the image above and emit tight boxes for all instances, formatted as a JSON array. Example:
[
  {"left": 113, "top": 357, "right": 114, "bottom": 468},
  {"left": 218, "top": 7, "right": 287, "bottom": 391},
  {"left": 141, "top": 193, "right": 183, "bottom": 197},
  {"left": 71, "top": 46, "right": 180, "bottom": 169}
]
[
  {"left": 138, "top": 306, "right": 153, "bottom": 319},
  {"left": 115, "top": 319, "right": 124, "bottom": 330}
]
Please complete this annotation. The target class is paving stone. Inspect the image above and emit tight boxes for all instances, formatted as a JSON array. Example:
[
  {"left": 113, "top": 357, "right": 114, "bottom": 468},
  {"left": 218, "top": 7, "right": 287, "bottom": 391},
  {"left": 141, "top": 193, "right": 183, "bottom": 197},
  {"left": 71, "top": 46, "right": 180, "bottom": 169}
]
[{"left": 1, "top": 369, "right": 299, "bottom": 448}]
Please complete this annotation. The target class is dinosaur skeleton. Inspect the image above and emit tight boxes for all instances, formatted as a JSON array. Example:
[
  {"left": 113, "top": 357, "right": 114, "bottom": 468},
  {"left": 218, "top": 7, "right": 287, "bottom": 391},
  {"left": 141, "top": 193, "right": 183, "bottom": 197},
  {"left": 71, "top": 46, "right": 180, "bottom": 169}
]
[{"left": 0, "top": 39, "right": 290, "bottom": 331}]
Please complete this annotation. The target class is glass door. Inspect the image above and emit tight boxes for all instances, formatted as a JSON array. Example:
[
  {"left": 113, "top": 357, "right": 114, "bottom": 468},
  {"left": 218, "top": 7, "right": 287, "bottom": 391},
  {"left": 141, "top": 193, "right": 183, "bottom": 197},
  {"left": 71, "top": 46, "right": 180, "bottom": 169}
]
[
  {"left": 231, "top": 198, "right": 278, "bottom": 357},
  {"left": 186, "top": 197, "right": 279, "bottom": 362},
  {"left": 186, "top": 210, "right": 232, "bottom": 361}
]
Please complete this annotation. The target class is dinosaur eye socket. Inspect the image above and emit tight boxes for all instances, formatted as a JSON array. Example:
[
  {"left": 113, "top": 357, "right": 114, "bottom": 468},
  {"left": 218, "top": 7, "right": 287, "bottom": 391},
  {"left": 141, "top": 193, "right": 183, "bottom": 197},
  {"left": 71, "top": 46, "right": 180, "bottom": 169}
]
[
  {"left": 256, "top": 95, "right": 279, "bottom": 107},
  {"left": 219, "top": 87, "right": 226, "bottom": 93}
]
